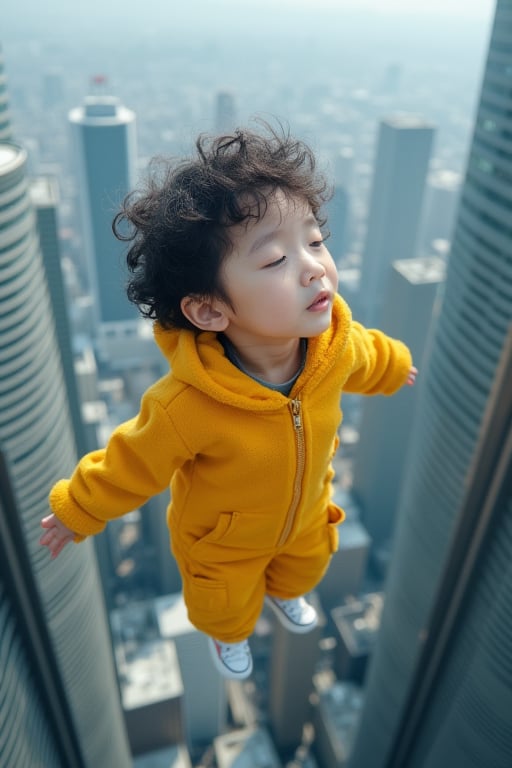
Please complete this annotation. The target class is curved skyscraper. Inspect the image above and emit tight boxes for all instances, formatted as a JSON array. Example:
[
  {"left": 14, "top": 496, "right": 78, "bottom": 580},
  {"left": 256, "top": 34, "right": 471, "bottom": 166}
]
[
  {"left": 349, "top": 2, "right": 512, "bottom": 766},
  {"left": 0, "top": 143, "right": 131, "bottom": 766}
]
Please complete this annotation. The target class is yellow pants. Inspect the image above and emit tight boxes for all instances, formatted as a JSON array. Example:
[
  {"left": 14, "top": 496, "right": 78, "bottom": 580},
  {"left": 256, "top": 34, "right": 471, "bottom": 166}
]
[{"left": 171, "top": 502, "right": 343, "bottom": 642}]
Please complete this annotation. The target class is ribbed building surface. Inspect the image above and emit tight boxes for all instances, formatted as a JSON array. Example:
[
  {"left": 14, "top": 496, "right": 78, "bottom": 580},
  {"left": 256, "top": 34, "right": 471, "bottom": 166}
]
[
  {"left": 349, "top": 2, "right": 512, "bottom": 766},
  {"left": 0, "top": 143, "right": 131, "bottom": 767},
  {"left": 0, "top": 577, "right": 65, "bottom": 767}
]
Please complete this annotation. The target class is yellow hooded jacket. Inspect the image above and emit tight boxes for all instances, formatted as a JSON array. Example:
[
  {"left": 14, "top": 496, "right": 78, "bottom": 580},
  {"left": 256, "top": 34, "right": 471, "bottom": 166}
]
[{"left": 49, "top": 295, "right": 412, "bottom": 640}]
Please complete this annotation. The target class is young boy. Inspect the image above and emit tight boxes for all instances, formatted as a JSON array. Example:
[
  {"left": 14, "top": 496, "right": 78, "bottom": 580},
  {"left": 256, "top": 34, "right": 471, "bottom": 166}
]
[{"left": 40, "top": 126, "right": 416, "bottom": 680}]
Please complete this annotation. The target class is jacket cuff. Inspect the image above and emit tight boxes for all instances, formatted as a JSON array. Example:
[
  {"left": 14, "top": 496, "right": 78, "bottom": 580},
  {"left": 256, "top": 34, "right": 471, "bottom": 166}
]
[{"left": 49, "top": 479, "right": 106, "bottom": 539}]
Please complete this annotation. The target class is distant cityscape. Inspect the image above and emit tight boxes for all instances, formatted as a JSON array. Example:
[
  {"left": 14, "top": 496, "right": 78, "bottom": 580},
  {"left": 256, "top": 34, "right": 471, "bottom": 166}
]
[{"left": 1, "top": 1, "right": 512, "bottom": 767}]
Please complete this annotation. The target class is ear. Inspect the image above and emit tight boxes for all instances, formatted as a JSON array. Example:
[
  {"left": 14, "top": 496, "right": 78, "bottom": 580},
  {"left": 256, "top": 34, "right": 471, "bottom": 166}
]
[{"left": 180, "top": 295, "right": 230, "bottom": 332}]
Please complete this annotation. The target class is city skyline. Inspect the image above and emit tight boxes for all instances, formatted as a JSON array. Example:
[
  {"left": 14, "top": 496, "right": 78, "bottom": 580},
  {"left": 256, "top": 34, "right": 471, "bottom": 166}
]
[{"left": 2, "top": 0, "right": 511, "bottom": 765}]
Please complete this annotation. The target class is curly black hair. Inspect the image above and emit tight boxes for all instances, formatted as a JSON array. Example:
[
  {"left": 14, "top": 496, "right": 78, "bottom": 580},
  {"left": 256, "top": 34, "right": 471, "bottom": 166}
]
[{"left": 113, "top": 123, "right": 331, "bottom": 330}]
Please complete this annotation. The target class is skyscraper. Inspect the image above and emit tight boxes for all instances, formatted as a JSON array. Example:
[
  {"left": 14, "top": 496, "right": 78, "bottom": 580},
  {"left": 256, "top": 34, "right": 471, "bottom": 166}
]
[
  {"left": 0, "top": 142, "right": 131, "bottom": 767},
  {"left": 359, "top": 117, "right": 435, "bottom": 326},
  {"left": 417, "top": 169, "right": 461, "bottom": 255},
  {"left": 30, "top": 174, "right": 87, "bottom": 457},
  {"left": 349, "top": 2, "right": 512, "bottom": 765},
  {"left": 69, "top": 93, "right": 137, "bottom": 325},
  {"left": 352, "top": 257, "right": 445, "bottom": 563}
]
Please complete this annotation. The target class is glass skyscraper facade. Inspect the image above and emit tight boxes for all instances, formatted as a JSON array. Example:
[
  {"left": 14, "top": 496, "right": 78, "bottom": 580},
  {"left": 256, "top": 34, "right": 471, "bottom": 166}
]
[{"left": 349, "top": 2, "right": 512, "bottom": 765}]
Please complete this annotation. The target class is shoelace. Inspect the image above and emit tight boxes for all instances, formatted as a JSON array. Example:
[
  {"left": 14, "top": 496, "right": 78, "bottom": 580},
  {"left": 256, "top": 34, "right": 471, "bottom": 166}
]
[
  {"left": 274, "top": 597, "right": 304, "bottom": 620},
  {"left": 219, "top": 641, "right": 250, "bottom": 660}
]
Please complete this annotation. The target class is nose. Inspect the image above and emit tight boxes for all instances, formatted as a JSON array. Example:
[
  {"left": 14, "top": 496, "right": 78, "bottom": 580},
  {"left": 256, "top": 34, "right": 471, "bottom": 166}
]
[{"left": 301, "top": 252, "right": 326, "bottom": 285}]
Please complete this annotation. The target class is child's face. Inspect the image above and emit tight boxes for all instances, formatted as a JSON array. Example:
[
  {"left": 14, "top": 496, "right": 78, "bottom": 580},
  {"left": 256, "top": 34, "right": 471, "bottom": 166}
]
[{"left": 218, "top": 190, "right": 338, "bottom": 345}]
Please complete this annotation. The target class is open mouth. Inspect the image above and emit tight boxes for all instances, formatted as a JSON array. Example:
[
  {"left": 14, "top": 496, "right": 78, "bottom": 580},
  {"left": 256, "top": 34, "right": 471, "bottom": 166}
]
[{"left": 308, "top": 292, "right": 330, "bottom": 311}]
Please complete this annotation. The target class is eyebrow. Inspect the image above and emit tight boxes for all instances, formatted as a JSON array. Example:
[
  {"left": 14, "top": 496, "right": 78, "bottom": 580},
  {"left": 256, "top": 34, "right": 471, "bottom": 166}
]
[{"left": 248, "top": 213, "right": 319, "bottom": 256}]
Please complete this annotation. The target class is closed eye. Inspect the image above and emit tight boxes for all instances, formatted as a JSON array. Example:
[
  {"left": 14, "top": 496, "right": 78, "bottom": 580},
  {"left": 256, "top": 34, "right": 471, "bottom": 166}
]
[
  {"left": 264, "top": 255, "right": 287, "bottom": 268},
  {"left": 310, "top": 239, "right": 324, "bottom": 248}
]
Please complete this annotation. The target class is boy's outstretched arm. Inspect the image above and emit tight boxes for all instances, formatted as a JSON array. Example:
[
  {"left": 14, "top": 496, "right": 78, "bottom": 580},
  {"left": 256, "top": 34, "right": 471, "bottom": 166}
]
[{"left": 40, "top": 514, "right": 75, "bottom": 559}]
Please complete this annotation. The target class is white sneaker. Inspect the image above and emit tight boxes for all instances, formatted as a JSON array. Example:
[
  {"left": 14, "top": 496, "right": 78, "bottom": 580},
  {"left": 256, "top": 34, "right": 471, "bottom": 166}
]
[
  {"left": 266, "top": 595, "right": 318, "bottom": 634},
  {"left": 208, "top": 637, "right": 253, "bottom": 680}
]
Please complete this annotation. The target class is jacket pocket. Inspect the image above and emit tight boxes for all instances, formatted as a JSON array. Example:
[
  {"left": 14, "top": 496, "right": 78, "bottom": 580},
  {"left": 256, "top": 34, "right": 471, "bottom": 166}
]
[
  {"left": 184, "top": 574, "right": 228, "bottom": 615},
  {"left": 189, "top": 509, "right": 282, "bottom": 562},
  {"left": 327, "top": 502, "right": 345, "bottom": 553}
]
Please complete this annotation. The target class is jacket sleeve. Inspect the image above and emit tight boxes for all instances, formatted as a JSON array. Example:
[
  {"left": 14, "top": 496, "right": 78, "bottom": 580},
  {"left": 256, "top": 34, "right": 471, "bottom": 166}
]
[
  {"left": 343, "top": 321, "right": 413, "bottom": 395},
  {"left": 49, "top": 392, "right": 192, "bottom": 541}
]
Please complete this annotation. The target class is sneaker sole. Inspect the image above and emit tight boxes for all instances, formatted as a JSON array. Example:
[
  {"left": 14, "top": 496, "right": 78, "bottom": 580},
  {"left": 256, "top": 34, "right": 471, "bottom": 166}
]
[
  {"left": 265, "top": 596, "right": 319, "bottom": 634},
  {"left": 207, "top": 637, "right": 253, "bottom": 680}
]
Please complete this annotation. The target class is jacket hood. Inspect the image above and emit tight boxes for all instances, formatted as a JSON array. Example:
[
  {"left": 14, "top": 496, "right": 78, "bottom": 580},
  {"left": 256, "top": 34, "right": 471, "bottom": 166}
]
[{"left": 153, "top": 294, "right": 352, "bottom": 411}]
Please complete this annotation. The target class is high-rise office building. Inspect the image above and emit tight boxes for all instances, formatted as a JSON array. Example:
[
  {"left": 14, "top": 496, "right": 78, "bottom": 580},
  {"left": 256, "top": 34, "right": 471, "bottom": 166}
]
[
  {"left": 325, "top": 147, "right": 354, "bottom": 265},
  {"left": 154, "top": 593, "right": 228, "bottom": 751},
  {"left": 69, "top": 94, "right": 138, "bottom": 325},
  {"left": 417, "top": 169, "right": 462, "bottom": 255},
  {"left": 349, "top": 2, "right": 512, "bottom": 765},
  {"left": 30, "top": 175, "right": 87, "bottom": 456},
  {"left": 359, "top": 116, "right": 435, "bottom": 326},
  {"left": 352, "top": 257, "right": 445, "bottom": 563},
  {"left": 0, "top": 142, "right": 131, "bottom": 767},
  {"left": 268, "top": 592, "right": 324, "bottom": 751}
]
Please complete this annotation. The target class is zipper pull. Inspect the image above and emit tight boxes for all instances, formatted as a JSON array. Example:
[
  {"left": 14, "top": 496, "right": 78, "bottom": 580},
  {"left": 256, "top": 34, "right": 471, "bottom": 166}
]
[{"left": 291, "top": 398, "right": 302, "bottom": 429}]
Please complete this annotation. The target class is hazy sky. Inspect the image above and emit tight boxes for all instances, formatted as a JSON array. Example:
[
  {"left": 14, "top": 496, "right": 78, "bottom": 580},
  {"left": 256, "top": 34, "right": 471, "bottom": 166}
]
[
  {"left": 261, "top": 0, "right": 493, "bottom": 15},
  {"left": 2, "top": 0, "right": 495, "bottom": 39}
]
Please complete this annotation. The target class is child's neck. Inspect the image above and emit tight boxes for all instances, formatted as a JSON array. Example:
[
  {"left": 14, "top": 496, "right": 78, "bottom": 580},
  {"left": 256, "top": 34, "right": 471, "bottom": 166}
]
[{"left": 224, "top": 335, "right": 303, "bottom": 385}]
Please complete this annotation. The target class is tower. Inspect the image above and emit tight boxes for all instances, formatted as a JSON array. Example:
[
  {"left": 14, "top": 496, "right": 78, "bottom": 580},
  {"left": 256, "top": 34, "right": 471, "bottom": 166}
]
[
  {"left": 0, "top": 142, "right": 131, "bottom": 767},
  {"left": 69, "top": 91, "right": 138, "bottom": 326},
  {"left": 349, "top": 2, "right": 512, "bottom": 765},
  {"left": 351, "top": 257, "right": 445, "bottom": 568},
  {"left": 417, "top": 169, "right": 462, "bottom": 255},
  {"left": 359, "top": 116, "right": 434, "bottom": 326},
  {"left": 30, "top": 175, "right": 87, "bottom": 457},
  {"left": 325, "top": 147, "right": 354, "bottom": 265}
]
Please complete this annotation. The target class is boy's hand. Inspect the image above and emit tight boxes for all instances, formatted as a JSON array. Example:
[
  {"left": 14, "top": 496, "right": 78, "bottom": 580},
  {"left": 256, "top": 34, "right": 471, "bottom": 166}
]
[
  {"left": 406, "top": 366, "right": 418, "bottom": 386},
  {"left": 40, "top": 514, "right": 75, "bottom": 559}
]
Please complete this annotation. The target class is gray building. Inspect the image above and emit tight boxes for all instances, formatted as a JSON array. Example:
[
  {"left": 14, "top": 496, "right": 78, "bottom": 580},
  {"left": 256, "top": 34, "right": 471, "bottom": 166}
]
[
  {"left": 268, "top": 592, "right": 324, "bottom": 751},
  {"left": 351, "top": 257, "right": 445, "bottom": 565},
  {"left": 214, "top": 726, "right": 283, "bottom": 768},
  {"left": 359, "top": 116, "right": 435, "bottom": 326},
  {"left": 30, "top": 174, "right": 87, "bottom": 456},
  {"left": 317, "top": 502, "right": 370, "bottom": 613},
  {"left": 69, "top": 94, "right": 138, "bottom": 325},
  {"left": 154, "top": 593, "right": 228, "bottom": 750},
  {"left": 312, "top": 682, "right": 364, "bottom": 768},
  {"left": 111, "top": 608, "right": 186, "bottom": 755},
  {"left": 133, "top": 745, "right": 192, "bottom": 768},
  {"left": 0, "top": 143, "right": 131, "bottom": 766},
  {"left": 417, "top": 169, "right": 462, "bottom": 255},
  {"left": 349, "top": 2, "right": 512, "bottom": 766}
]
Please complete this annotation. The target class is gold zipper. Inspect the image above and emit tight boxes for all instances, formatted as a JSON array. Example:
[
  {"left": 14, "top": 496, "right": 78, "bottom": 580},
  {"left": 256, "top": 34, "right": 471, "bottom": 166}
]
[{"left": 278, "top": 397, "right": 306, "bottom": 547}]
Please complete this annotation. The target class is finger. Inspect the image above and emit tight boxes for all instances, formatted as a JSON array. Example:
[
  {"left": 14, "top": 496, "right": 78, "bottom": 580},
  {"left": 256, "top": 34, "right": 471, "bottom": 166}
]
[
  {"left": 52, "top": 537, "right": 71, "bottom": 559},
  {"left": 41, "top": 516, "right": 55, "bottom": 528},
  {"left": 41, "top": 527, "right": 60, "bottom": 545}
]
